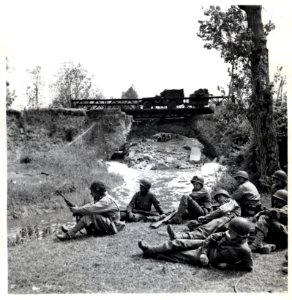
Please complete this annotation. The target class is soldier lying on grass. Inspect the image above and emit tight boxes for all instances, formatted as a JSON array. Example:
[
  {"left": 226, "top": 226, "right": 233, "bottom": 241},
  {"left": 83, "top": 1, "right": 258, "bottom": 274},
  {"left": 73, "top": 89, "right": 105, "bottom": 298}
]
[
  {"left": 167, "top": 189, "right": 241, "bottom": 240},
  {"left": 125, "top": 179, "right": 165, "bottom": 222},
  {"left": 168, "top": 175, "right": 212, "bottom": 224},
  {"left": 138, "top": 217, "right": 253, "bottom": 272},
  {"left": 56, "top": 181, "right": 125, "bottom": 241}
]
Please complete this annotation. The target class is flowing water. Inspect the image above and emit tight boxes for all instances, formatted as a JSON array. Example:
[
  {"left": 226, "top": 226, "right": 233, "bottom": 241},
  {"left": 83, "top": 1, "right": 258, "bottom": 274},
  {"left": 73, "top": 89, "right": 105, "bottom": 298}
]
[{"left": 7, "top": 161, "right": 226, "bottom": 243}]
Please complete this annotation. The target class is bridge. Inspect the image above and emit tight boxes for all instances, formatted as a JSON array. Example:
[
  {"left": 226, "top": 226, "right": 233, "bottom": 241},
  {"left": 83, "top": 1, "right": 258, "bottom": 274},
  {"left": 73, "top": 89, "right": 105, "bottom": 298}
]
[{"left": 71, "top": 96, "right": 228, "bottom": 120}]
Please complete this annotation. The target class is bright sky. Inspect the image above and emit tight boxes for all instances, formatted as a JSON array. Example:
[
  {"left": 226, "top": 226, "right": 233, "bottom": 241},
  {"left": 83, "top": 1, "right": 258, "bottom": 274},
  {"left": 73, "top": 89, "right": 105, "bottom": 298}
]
[{"left": 1, "top": 0, "right": 292, "bottom": 108}]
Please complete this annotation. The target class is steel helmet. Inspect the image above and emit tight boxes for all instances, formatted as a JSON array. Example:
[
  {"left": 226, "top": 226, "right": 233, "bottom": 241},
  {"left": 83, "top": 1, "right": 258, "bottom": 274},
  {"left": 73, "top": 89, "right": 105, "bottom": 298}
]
[
  {"left": 90, "top": 181, "right": 106, "bottom": 193},
  {"left": 228, "top": 217, "right": 252, "bottom": 237},
  {"left": 272, "top": 189, "right": 288, "bottom": 204},
  {"left": 272, "top": 170, "right": 287, "bottom": 184},
  {"left": 190, "top": 175, "right": 204, "bottom": 186},
  {"left": 140, "top": 179, "right": 152, "bottom": 190},
  {"left": 234, "top": 170, "right": 249, "bottom": 180},
  {"left": 213, "top": 189, "right": 230, "bottom": 200}
]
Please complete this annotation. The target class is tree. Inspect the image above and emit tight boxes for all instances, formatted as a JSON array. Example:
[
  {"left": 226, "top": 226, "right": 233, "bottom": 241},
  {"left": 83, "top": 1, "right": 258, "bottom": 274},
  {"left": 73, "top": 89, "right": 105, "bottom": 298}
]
[
  {"left": 26, "top": 66, "right": 44, "bottom": 108},
  {"left": 6, "top": 57, "right": 17, "bottom": 109},
  {"left": 197, "top": 5, "right": 279, "bottom": 178},
  {"left": 50, "top": 62, "right": 101, "bottom": 107},
  {"left": 121, "top": 85, "right": 138, "bottom": 99}
]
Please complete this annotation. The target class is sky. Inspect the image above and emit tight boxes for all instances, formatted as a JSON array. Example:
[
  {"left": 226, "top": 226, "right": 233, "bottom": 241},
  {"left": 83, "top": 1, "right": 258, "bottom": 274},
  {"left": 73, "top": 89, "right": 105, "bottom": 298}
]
[{"left": 1, "top": 0, "right": 291, "bottom": 109}]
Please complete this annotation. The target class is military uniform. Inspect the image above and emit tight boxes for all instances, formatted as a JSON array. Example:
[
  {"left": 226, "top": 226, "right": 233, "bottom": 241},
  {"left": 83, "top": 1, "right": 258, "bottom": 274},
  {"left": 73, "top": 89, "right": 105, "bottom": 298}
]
[
  {"left": 251, "top": 205, "right": 288, "bottom": 249},
  {"left": 249, "top": 189, "right": 288, "bottom": 253},
  {"left": 179, "top": 199, "right": 241, "bottom": 239},
  {"left": 231, "top": 181, "right": 261, "bottom": 217},
  {"left": 170, "top": 186, "right": 212, "bottom": 223},
  {"left": 126, "top": 191, "right": 164, "bottom": 222},
  {"left": 139, "top": 231, "right": 253, "bottom": 272},
  {"left": 57, "top": 192, "right": 124, "bottom": 240}
]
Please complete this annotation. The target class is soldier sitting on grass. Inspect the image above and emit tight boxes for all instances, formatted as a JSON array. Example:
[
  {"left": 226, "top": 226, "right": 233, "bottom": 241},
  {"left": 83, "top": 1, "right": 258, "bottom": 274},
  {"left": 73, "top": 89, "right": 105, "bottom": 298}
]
[
  {"left": 167, "top": 189, "right": 241, "bottom": 240},
  {"left": 56, "top": 181, "right": 125, "bottom": 241},
  {"left": 138, "top": 217, "right": 253, "bottom": 272},
  {"left": 231, "top": 170, "right": 261, "bottom": 217},
  {"left": 271, "top": 170, "right": 287, "bottom": 207},
  {"left": 168, "top": 175, "right": 212, "bottom": 224},
  {"left": 126, "top": 179, "right": 165, "bottom": 222},
  {"left": 249, "top": 189, "right": 288, "bottom": 254}
]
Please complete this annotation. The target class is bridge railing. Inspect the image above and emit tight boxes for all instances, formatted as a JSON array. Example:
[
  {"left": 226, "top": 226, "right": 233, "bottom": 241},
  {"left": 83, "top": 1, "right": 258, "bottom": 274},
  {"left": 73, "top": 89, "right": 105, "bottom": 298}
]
[{"left": 71, "top": 95, "right": 232, "bottom": 110}]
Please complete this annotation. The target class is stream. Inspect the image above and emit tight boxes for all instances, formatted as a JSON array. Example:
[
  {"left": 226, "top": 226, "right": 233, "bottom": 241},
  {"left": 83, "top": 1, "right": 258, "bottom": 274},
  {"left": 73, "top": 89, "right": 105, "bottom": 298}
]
[{"left": 7, "top": 161, "right": 226, "bottom": 243}]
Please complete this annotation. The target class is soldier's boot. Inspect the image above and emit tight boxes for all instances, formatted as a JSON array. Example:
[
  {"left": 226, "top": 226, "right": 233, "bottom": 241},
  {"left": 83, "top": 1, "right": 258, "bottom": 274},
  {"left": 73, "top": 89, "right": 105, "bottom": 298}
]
[
  {"left": 282, "top": 267, "right": 288, "bottom": 274},
  {"left": 261, "top": 243, "right": 276, "bottom": 254},
  {"left": 138, "top": 240, "right": 150, "bottom": 252},
  {"left": 249, "top": 228, "right": 264, "bottom": 252},
  {"left": 167, "top": 225, "right": 189, "bottom": 240},
  {"left": 138, "top": 240, "right": 169, "bottom": 256},
  {"left": 58, "top": 218, "right": 87, "bottom": 240},
  {"left": 56, "top": 232, "right": 71, "bottom": 241},
  {"left": 249, "top": 229, "right": 276, "bottom": 254},
  {"left": 61, "top": 225, "right": 69, "bottom": 233}
]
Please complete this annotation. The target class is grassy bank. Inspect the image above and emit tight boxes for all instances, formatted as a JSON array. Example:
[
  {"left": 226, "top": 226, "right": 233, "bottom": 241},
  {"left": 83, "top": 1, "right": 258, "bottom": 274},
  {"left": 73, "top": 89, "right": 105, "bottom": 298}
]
[
  {"left": 7, "top": 145, "right": 123, "bottom": 219},
  {"left": 8, "top": 222, "right": 287, "bottom": 293}
]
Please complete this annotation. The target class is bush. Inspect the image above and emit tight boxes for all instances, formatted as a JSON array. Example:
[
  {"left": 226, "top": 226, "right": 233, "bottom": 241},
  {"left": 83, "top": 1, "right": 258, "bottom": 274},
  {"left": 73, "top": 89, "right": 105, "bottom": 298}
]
[{"left": 197, "top": 101, "right": 251, "bottom": 163}]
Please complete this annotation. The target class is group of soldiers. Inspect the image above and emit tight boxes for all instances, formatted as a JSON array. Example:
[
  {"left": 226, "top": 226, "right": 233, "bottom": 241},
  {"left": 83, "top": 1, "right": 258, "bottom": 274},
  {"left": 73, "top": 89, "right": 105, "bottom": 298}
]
[{"left": 56, "top": 169, "right": 288, "bottom": 273}]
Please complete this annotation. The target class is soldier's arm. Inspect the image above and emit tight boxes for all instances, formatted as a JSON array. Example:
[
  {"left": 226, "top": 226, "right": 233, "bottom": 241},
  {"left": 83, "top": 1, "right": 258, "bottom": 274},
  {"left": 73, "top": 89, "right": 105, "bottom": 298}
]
[
  {"left": 231, "top": 186, "right": 244, "bottom": 202},
  {"left": 76, "top": 197, "right": 116, "bottom": 215},
  {"left": 152, "top": 194, "right": 164, "bottom": 215},
  {"left": 201, "top": 207, "right": 224, "bottom": 222},
  {"left": 232, "top": 249, "right": 253, "bottom": 272},
  {"left": 126, "top": 193, "right": 138, "bottom": 213},
  {"left": 200, "top": 232, "right": 225, "bottom": 255}
]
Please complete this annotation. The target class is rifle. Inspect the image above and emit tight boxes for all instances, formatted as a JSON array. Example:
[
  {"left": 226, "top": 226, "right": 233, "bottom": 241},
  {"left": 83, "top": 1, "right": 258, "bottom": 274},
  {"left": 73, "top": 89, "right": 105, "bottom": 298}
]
[
  {"left": 56, "top": 191, "right": 81, "bottom": 222},
  {"left": 119, "top": 208, "right": 160, "bottom": 217},
  {"left": 150, "top": 211, "right": 176, "bottom": 229}
]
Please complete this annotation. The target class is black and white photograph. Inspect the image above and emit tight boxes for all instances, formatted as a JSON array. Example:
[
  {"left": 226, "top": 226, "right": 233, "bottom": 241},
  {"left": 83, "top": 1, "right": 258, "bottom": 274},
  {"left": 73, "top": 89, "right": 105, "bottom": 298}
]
[{"left": 1, "top": 0, "right": 290, "bottom": 296}]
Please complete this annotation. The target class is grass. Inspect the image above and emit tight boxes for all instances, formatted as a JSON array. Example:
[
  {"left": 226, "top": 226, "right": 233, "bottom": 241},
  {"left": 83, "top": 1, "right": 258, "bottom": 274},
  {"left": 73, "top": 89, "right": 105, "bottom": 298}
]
[
  {"left": 7, "top": 145, "right": 123, "bottom": 218},
  {"left": 8, "top": 221, "right": 288, "bottom": 294}
]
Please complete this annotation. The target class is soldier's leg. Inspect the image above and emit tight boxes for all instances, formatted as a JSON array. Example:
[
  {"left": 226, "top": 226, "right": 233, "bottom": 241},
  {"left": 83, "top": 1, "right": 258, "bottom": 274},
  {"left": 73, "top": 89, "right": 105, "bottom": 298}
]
[
  {"left": 57, "top": 215, "right": 92, "bottom": 240},
  {"left": 156, "top": 248, "right": 202, "bottom": 265},
  {"left": 167, "top": 224, "right": 190, "bottom": 240},
  {"left": 168, "top": 195, "right": 190, "bottom": 224},
  {"left": 250, "top": 215, "right": 276, "bottom": 253},
  {"left": 91, "top": 214, "right": 117, "bottom": 235},
  {"left": 186, "top": 198, "right": 207, "bottom": 219},
  {"left": 138, "top": 239, "right": 204, "bottom": 256},
  {"left": 127, "top": 213, "right": 144, "bottom": 222},
  {"left": 265, "top": 220, "right": 288, "bottom": 249},
  {"left": 188, "top": 217, "right": 230, "bottom": 240}
]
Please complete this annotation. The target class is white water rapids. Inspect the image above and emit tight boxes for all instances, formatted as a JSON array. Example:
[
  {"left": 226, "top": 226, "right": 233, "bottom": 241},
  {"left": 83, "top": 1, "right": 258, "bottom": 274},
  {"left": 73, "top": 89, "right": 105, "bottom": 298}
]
[{"left": 106, "top": 161, "right": 226, "bottom": 209}]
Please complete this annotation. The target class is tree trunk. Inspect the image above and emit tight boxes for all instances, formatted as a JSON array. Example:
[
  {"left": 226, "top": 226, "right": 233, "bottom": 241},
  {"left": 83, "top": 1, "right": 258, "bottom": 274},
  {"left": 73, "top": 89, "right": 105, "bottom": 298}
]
[{"left": 239, "top": 5, "right": 279, "bottom": 177}]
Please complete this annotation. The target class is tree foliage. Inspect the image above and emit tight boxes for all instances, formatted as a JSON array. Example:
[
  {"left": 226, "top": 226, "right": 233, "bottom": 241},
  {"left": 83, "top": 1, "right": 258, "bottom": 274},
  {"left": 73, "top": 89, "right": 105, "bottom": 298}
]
[
  {"left": 50, "top": 62, "right": 103, "bottom": 108},
  {"left": 121, "top": 85, "right": 138, "bottom": 99},
  {"left": 197, "top": 5, "right": 274, "bottom": 102},
  {"left": 26, "top": 66, "right": 44, "bottom": 108},
  {"left": 197, "top": 5, "right": 281, "bottom": 178},
  {"left": 6, "top": 57, "right": 17, "bottom": 109}
]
